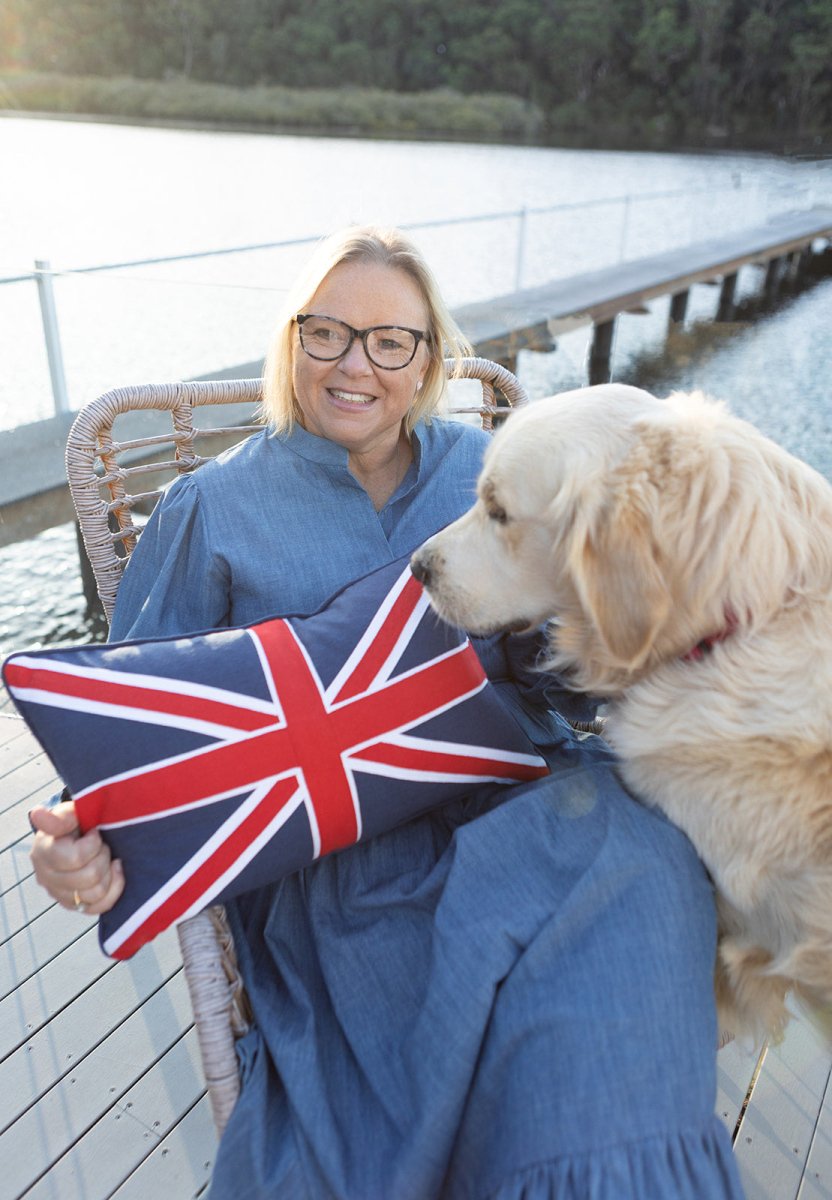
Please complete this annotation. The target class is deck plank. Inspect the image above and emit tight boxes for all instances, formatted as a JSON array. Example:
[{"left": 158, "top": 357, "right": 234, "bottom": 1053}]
[
  {"left": 0, "top": 936, "right": 182, "bottom": 1132},
  {"left": 798, "top": 1067, "right": 832, "bottom": 1198},
  {"left": 0, "top": 741, "right": 58, "bottom": 787},
  {"left": 1, "top": 972, "right": 194, "bottom": 1196},
  {"left": 2, "top": 755, "right": 59, "bottom": 793},
  {"left": 0, "top": 925, "right": 114, "bottom": 1058},
  {"left": 0, "top": 872, "right": 63, "bottom": 942},
  {"left": 0, "top": 718, "right": 36, "bottom": 761},
  {"left": 0, "top": 714, "right": 28, "bottom": 749},
  {"left": 0, "top": 779, "right": 61, "bottom": 841},
  {"left": 0, "top": 763, "right": 60, "bottom": 834},
  {"left": 734, "top": 1010, "right": 832, "bottom": 1200},
  {"left": 0, "top": 724, "right": 204, "bottom": 1197},
  {"left": 0, "top": 778, "right": 62, "bottom": 897},
  {"left": 0, "top": 832, "right": 37, "bottom": 894},
  {"left": 717, "top": 1039, "right": 766, "bottom": 1136},
  {"left": 18, "top": 1029, "right": 207, "bottom": 1200},
  {"left": 110, "top": 1095, "right": 216, "bottom": 1200}
]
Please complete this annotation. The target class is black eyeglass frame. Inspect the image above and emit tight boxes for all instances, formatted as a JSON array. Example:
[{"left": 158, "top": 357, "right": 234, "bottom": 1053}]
[{"left": 295, "top": 313, "right": 430, "bottom": 370}]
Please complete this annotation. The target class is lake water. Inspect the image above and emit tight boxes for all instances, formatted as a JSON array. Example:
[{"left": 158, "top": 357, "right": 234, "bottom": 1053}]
[
  {"left": 1, "top": 115, "right": 831, "bottom": 673},
  {"left": 2, "top": 115, "right": 830, "bottom": 429}
]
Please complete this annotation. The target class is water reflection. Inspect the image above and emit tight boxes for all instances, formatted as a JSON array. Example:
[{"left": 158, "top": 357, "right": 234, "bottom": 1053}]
[{"left": 520, "top": 271, "right": 832, "bottom": 479}]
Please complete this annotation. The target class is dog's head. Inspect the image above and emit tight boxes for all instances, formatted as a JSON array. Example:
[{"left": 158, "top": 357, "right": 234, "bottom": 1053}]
[{"left": 412, "top": 384, "right": 831, "bottom": 694}]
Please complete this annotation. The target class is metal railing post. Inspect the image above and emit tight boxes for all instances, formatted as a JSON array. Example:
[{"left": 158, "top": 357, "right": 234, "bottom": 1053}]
[
  {"left": 515, "top": 206, "right": 528, "bottom": 291},
  {"left": 34, "top": 259, "right": 70, "bottom": 414},
  {"left": 618, "top": 195, "right": 632, "bottom": 262}
]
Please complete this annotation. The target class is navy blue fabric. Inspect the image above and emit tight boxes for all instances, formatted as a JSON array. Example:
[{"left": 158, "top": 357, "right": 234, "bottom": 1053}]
[{"left": 108, "top": 416, "right": 744, "bottom": 1199}]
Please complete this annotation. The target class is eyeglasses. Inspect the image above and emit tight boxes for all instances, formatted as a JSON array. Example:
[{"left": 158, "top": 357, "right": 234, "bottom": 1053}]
[{"left": 296, "top": 313, "right": 429, "bottom": 370}]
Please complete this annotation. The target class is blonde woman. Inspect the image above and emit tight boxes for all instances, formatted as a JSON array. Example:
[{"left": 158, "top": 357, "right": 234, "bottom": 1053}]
[{"left": 31, "top": 226, "right": 743, "bottom": 1200}]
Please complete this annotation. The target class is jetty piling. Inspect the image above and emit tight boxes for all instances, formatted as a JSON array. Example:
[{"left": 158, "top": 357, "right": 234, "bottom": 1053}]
[
  {"left": 669, "top": 289, "right": 690, "bottom": 325},
  {"left": 588, "top": 319, "right": 616, "bottom": 387},
  {"left": 716, "top": 272, "right": 739, "bottom": 320}
]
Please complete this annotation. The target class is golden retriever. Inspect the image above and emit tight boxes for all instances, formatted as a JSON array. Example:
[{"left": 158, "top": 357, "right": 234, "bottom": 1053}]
[{"left": 412, "top": 384, "right": 832, "bottom": 1043}]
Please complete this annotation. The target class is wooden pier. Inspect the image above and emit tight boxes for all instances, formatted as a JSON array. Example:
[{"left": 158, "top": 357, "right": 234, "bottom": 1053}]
[
  {"left": 453, "top": 206, "right": 832, "bottom": 383},
  {"left": 2, "top": 711, "right": 831, "bottom": 1198},
  {"left": 1, "top": 207, "right": 830, "bottom": 553}
]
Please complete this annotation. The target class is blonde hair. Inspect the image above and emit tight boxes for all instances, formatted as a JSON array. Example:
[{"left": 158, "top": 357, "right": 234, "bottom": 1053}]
[{"left": 261, "top": 225, "right": 472, "bottom": 434}]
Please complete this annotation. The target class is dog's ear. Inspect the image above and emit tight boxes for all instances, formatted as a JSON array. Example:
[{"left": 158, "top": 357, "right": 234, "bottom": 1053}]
[{"left": 568, "top": 491, "right": 671, "bottom": 669}]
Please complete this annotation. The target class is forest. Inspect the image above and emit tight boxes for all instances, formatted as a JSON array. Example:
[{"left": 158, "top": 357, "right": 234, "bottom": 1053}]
[{"left": 1, "top": 0, "right": 830, "bottom": 150}]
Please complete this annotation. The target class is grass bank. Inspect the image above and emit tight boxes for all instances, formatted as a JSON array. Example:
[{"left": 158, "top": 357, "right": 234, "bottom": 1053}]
[{"left": 0, "top": 70, "right": 545, "bottom": 144}]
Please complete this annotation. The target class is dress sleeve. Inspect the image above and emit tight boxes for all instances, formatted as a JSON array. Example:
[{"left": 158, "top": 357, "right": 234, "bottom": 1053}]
[
  {"left": 109, "top": 474, "right": 231, "bottom": 642},
  {"left": 501, "top": 627, "right": 602, "bottom": 726}
]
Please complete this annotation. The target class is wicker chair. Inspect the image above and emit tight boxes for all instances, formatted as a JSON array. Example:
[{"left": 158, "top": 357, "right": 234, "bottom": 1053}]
[{"left": 64, "top": 358, "right": 528, "bottom": 1135}]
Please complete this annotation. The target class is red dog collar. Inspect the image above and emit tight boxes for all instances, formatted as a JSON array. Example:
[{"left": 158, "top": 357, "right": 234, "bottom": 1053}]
[{"left": 681, "top": 611, "right": 740, "bottom": 663}]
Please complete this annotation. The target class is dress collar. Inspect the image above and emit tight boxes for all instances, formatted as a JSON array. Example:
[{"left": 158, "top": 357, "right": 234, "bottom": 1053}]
[{"left": 271, "top": 421, "right": 426, "bottom": 478}]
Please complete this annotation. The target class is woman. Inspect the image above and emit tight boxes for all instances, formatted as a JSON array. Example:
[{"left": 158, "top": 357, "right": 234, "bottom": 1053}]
[{"left": 30, "top": 226, "right": 744, "bottom": 1199}]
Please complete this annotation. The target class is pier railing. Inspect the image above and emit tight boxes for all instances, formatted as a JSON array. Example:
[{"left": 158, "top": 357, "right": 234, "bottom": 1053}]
[
  {"left": 1, "top": 204, "right": 830, "bottom": 557},
  {"left": 2, "top": 176, "right": 824, "bottom": 420}
]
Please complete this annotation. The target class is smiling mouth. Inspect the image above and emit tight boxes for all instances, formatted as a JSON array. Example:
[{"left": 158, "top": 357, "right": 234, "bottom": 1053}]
[{"left": 330, "top": 388, "right": 375, "bottom": 406}]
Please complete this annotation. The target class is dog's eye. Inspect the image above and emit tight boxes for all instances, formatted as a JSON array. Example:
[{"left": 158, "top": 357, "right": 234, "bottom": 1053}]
[{"left": 489, "top": 504, "right": 508, "bottom": 525}]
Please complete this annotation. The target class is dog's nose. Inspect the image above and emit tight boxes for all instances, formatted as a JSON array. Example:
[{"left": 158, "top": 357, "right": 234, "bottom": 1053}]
[{"left": 410, "top": 550, "right": 432, "bottom": 589}]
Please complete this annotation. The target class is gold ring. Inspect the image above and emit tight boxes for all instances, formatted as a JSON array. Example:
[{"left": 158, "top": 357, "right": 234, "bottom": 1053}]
[{"left": 73, "top": 890, "right": 87, "bottom": 913}]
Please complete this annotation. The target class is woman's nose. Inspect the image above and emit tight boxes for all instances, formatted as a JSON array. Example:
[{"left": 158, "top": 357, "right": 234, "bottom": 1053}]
[{"left": 339, "top": 336, "right": 374, "bottom": 372}]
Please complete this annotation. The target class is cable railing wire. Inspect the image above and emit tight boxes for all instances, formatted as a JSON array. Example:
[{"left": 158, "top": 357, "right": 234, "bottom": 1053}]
[{"left": 2, "top": 179, "right": 817, "bottom": 416}]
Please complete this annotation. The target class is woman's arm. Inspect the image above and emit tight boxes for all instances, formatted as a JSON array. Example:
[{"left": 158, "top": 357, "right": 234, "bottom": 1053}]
[
  {"left": 110, "top": 473, "right": 231, "bottom": 641},
  {"left": 30, "top": 474, "right": 231, "bottom": 911}
]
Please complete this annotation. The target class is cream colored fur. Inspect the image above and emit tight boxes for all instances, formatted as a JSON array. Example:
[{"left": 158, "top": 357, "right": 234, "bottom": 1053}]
[{"left": 412, "top": 384, "right": 832, "bottom": 1043}]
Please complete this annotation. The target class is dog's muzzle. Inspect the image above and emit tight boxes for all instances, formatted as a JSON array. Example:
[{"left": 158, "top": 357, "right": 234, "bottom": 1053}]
[{"left": 410, "top": 546, "right": 436, "bottom": 591}]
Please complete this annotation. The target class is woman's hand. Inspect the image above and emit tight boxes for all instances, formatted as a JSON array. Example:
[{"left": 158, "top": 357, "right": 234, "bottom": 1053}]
[{"left": 29, "top": 801, "right": 124, "bottom": 915}]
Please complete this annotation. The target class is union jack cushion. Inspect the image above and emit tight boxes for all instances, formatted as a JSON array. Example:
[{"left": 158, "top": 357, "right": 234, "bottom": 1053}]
[{"left": 4, "top": 558, "right": 548, "bottom": 959}]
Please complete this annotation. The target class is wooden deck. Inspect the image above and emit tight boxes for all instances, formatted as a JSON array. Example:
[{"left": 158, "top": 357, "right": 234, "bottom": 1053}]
[
  {"left": 0, "top": 710, "right": 215, "bottom": 1199},
  {"left": 2, "top": 706, "right": 831, "bottom": 1198}
]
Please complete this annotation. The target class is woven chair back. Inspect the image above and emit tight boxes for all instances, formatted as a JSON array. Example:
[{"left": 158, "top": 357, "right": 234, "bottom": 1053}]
[{"left": 66, "top": 359, "right": 527, "bottom": 623}]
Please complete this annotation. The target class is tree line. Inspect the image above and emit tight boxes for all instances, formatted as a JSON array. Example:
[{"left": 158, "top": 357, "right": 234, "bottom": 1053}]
[{"left": 2, "top": 0, "right": 830, "bottom": 148}]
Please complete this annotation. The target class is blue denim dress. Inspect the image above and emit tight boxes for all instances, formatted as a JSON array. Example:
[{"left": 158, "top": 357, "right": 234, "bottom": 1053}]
[{"left": 111, "top": 418, "right": 744, "bottom": 1200}]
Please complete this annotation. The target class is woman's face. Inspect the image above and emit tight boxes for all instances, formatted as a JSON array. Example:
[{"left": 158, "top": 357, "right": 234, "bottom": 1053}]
[{"left": 292, "top": 260, "right": 430, "bottom": 459}]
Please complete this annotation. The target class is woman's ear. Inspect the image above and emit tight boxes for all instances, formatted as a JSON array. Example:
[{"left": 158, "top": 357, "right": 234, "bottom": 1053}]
[{"left": 568, "top": 492, "right": 671, "bottom": 669}]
